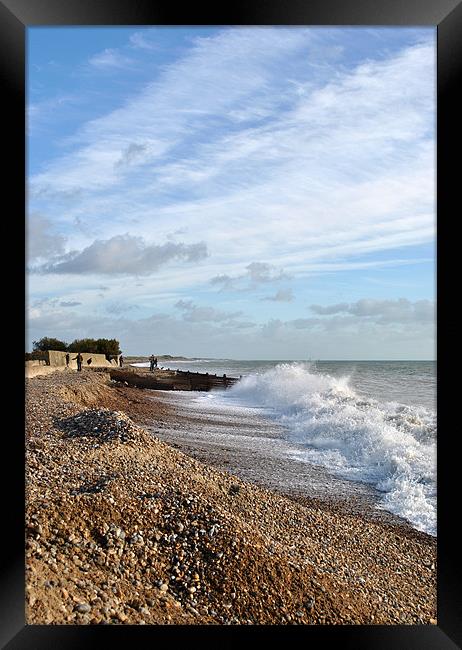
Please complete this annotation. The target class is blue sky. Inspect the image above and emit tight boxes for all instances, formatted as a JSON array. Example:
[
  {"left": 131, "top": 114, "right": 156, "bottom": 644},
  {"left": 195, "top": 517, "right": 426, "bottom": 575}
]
[{"left": 27, "top": 27, "right": 436, "bottom": 359}]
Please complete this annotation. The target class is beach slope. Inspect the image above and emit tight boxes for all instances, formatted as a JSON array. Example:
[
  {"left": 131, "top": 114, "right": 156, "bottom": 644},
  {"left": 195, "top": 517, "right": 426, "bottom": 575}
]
[{"left": 25, "top": 370, "right": 436, "bottom": 625}]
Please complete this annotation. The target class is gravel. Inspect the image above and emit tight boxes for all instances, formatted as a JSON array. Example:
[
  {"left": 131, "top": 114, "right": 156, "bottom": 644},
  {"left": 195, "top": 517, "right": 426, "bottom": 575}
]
[{"left": 25, "top": 369, "right": 437, "bottom": 625}]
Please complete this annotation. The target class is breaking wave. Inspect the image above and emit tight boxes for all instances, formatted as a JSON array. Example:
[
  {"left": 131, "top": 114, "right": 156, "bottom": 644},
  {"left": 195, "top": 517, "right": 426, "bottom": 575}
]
[{"left": 228, "top": 363, "right": 436, "bottom": 535}]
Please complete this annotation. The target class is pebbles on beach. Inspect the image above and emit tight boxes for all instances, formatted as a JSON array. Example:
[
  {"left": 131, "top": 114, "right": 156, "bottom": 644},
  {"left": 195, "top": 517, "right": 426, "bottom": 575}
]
[{"left": 25, "top": 370, "right": 437, "bottom": 625}]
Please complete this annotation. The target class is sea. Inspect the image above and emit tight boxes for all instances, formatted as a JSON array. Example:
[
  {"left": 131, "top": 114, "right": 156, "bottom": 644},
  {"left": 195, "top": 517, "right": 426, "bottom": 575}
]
[{"left": 133, "top": 359, "right": 436, "bottom": 536}]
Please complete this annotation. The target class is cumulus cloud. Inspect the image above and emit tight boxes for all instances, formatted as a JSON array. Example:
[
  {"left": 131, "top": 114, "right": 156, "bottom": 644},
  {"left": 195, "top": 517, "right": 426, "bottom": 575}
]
[
  {"left": 105, "top": 302, "right": 140, "bottom": 315},
  {"left": 175, "top": 299, "right": 243, "bottom": 323},
  {"left": 211, "top": 262, "right": 290, "bottom": 291},
  {"left": 262, "top": 288, "right": 294, "bottom": 302},
  {"left": 247, "top": 262, "right": 289, "bottom": 283},
  {"left": 210, "top": 274, "right": 235, "bottom": 289},
  {"left": 309, "top": 303, "right": 350, "bottom": 315},
  {"left": 310, "top": 298, "right": 434, "bottom": 323},
  {"left": 34, "top": 235, "right": 208, "bottom": 276}
]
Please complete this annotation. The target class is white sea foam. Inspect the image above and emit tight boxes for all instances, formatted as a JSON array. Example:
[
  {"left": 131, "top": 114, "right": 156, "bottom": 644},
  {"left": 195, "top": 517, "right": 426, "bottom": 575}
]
[{"left": 226, "top": 363, "right": 436, "bottom": 535}]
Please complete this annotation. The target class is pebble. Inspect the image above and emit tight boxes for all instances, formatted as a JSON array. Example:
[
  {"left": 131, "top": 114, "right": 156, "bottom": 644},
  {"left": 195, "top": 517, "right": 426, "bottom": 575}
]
[
  {"left": 306, "top": 598, "right": 315, "bottom": 610},
  {"left": 75, "top": 603, "right": 91, "bottom": 613},
  {"left": 25, "top": 371, "right": 437, "bottom": 627}
]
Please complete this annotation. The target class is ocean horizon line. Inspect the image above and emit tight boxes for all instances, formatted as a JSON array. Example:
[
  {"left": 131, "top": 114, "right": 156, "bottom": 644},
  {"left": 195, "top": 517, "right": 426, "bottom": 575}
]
[{"left": 127, "top": 356, "right": 436, "bottom": 362}]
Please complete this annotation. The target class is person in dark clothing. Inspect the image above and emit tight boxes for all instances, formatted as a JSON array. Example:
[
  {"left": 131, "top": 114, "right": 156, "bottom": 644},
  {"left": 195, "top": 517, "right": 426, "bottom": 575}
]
[
  {"left": 119, "top": 355, "right": 124, "bottom": 367},
  {"left": 73, "top": 353, "right": 83, "bottom": 372},
  {"left": 154, "top": 357, "right": 158, "bottom": 368},
  {"left": 149, "top": 354, "right": 155, "bottom": 372},
  {"left": 65, "top": 353, "right": 70, "bottom": 367}
]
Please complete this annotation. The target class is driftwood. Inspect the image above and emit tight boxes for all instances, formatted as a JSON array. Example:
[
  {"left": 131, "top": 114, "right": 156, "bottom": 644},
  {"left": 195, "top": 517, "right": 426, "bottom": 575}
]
[{"left": 109, "top": 367, "right": 239, "bottom": 392}]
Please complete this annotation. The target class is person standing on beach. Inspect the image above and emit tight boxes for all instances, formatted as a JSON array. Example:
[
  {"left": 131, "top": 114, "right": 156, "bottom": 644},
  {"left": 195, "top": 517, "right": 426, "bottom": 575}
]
[
  {"left": 65, "top": 353, "right": 70, "bottom": 367},
  {"left": 119, "top": 354, "right": 124, "bottom": 367},
  {"left": 149, "top": 354, "right": 155, "bottom": 371},
  {"left": 72, "top": 353, "right": 83, "bottom": 372}
]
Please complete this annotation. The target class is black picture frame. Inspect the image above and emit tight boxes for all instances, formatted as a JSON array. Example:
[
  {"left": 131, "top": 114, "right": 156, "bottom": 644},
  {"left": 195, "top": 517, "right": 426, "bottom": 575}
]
[{"left": 3, "top": 0, "right": 461, "bottom": 647}]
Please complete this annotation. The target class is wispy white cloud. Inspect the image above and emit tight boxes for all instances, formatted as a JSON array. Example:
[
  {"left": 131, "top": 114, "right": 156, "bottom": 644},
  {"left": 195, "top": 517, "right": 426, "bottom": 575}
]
[
  {"left": 31, "top": 33, "right": 434, "bottom": 277},
  {"left": 88, "top": 48, "right": 134, "bottom": 70},
  {"left": 115, "top": 142, "right": 149, "bottom": 168},
  {"left": 27, "top": 28, "right": 435, "bottom": 357},
  {"left": 27, "top": 94, "right": 79, "bottom": 134},
  {"left": 129, "top": 31, "right": 158, "bottom": 51}
]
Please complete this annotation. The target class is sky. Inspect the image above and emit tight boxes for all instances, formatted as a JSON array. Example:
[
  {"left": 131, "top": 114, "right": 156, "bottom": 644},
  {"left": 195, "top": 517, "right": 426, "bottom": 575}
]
[{"left": 27, "top": 26, "right": 436, "bottom": 359}]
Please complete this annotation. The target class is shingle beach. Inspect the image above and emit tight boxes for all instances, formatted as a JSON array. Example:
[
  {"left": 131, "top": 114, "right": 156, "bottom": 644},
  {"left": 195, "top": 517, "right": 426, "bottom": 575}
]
[{"left": 25, "top": 369, "right": 437, "bottom": 625}]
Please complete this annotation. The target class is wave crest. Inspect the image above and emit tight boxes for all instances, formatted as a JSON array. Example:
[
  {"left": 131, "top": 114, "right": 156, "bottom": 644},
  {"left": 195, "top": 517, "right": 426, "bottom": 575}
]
[{"left": 230, "top": 362, "right": 436, "bottom": 535}]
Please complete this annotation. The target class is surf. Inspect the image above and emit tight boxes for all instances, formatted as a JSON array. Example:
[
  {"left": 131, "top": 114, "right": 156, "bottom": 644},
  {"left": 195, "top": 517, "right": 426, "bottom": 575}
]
[{"left": 226, "top": 362, "right": 436, "bottom": 535}]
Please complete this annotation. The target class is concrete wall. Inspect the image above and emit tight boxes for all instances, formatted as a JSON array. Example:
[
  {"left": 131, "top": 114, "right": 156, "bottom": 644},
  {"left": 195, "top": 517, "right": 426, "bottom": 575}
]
[
  {"left": 46, "top": 350, "right": 67, "bottom": 366},
  {"left": 26, "top": 350, "right": 121, "bottom": 376},
  {"left": 25, "top": 360, "right": 47, "bottom": 367},
  {"left": 52, "top": 351, "right": 118, "bottom": 369},
  {"left": 25, "top": 365, "right": 68, "bottom": 379}
]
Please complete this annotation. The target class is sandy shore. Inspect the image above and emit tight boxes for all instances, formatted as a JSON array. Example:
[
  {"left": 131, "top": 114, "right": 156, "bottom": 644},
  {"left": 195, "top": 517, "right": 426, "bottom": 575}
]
[{"left": 25, "top": 369, "right": 437, "bottom": 625}]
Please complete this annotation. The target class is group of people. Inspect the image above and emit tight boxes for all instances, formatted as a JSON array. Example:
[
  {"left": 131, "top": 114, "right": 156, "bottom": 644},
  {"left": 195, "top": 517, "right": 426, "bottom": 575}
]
[
  {"left": 65, "top": 352, "right": 123, "bottom": 371},
  {"left": 149, "top": 354, "right": 158, "bottom": 372}
]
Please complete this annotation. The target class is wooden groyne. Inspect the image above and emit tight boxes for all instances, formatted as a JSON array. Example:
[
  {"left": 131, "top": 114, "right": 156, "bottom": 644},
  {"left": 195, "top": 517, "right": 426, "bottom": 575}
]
[{"left": 109, "top": 367, "right": 239, "bottom": 392}]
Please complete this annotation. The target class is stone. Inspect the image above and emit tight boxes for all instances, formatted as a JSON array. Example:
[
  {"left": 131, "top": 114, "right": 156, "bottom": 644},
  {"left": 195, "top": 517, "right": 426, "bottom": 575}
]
[{"left": 75, "top": 603, "right": 91, "bottom": 613}]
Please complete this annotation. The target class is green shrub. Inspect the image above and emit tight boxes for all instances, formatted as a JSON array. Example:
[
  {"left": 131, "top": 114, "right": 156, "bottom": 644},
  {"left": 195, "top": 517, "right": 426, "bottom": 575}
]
[
  {"left": 67, "top": 338, "right": 121, "bottom": 357},
  {"left": 32, "top": 337, "right": 68, "bottom": 352},
  {"left": 31, "top": 337, "right": 121, "bottom": 358}
]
